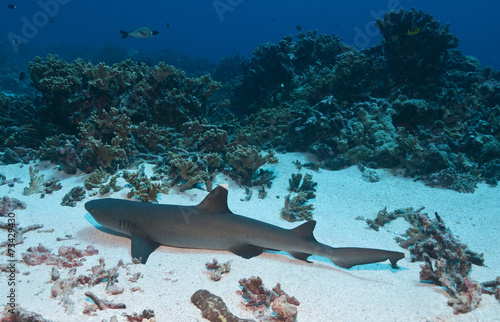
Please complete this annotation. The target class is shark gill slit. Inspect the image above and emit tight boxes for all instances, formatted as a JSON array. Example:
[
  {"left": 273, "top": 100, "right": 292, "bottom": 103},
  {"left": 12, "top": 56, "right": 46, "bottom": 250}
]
[{"left": 120, "top": 219, "right": 137, "bottom": 234}]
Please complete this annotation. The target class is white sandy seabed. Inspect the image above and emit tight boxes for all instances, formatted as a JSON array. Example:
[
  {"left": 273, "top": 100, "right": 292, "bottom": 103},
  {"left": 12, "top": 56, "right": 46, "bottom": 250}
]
[{"left": 0, "top": 152, "right": 499, "bottom": 322}]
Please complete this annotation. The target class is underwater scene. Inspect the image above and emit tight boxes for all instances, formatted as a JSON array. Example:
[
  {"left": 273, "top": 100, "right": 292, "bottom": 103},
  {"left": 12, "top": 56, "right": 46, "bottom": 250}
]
[{"left": 1, "top": 1, "right": 499, "bottom": 321}]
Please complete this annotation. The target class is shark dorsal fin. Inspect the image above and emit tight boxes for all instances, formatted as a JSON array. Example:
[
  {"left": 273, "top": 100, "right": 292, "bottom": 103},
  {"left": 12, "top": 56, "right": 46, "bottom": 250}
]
[
  {"left": 291, "top": 220, "right": 317, "bottom": 242},
  {"left": 196, "top": 185, "right": 233, "bottom": 214}
]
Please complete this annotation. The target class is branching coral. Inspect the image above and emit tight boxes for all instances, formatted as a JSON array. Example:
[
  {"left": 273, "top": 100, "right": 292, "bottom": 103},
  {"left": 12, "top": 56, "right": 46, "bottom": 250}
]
[
  {"left": 23, "top": 166, "right": 62, "bottom": 197},
  {"left": 78, "top": 107, "right": 133, "bottom": 172},
  {"left": 167, "top": 155, "right": 208, "bottom": 191},
  {"left": 280, "top": 193, "right": 314, "bottom": 222},
  {"left": 123, "top": 165, "right": 168, "bottom": 202},
  {"left": 281, "top": 172, "right": 316, "bottom": 222},
  {"left": 225, "top": 145, "right": 278, "bottom": 186}
]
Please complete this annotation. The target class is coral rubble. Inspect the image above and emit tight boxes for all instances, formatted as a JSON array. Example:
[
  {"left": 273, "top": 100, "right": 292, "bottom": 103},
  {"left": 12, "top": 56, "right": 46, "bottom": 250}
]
[
  {"left": 205, "top": 258, "right": 232, "bottom": 281},
  {"left": 364, "top": 207, "right": 492, "bottom": 314},
  {"left": 22, "top": 244, "right": 98, "bottom": 268},
  {"left": 238, "top": 276, "right": 300, "bottom": 321},
  {"left": 0, "top": 195, "right": 26, "bottom": 216}
]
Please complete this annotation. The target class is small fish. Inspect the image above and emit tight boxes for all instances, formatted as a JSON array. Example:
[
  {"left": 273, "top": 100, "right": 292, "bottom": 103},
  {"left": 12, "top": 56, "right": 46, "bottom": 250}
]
[
  {"left": 8, "top": 4, "right": 17, "bottom": 9},
  {"left": 166, "top": 22, "right": 169, "bottom": 28},
  {"left": 120, "top": 27, "right": 159, "bottom": 39},
  {"left": 296, "top": 25, "right": 302, "bottom": 31},
  {"left": 19, "top": 72, "right": 26, "bottom": 81},
  {"left": 406, "top": 27, "right": 420, "bottom": 36},
  {"left": 50, "top": 17, "right": 54, "bottom": 23}
]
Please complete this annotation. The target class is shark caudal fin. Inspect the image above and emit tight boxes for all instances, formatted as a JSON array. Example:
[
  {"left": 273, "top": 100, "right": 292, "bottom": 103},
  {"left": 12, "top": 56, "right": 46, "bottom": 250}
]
[{"left": 327, "top": 247, "right": 405, "bottom": 269}]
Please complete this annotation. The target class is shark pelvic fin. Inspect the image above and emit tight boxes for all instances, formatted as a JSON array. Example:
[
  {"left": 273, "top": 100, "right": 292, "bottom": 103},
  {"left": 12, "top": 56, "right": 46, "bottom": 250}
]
[
  {"left": 196, "top": 185, "right": 233, "bottom": 214},
  {"left": 229, "top": 245, "right": 264, "bottom": 259},
  {"left": 131, "top": 235, "right": 161, "bottom": 264},
  {"left": 288, "top": 251, "right": 313, "bottom": 262}
]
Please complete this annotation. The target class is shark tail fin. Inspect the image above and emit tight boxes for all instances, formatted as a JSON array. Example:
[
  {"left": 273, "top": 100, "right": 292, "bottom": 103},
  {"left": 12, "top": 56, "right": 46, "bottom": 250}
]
[{"left": 326, "top": 247, "right": 406, "bottom": 269}]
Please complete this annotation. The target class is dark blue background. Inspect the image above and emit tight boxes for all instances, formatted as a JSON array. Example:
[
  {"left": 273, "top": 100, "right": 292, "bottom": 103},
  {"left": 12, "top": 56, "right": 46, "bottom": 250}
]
[{"left": 2, "top": 0, "right": 499, "bottom": 69}]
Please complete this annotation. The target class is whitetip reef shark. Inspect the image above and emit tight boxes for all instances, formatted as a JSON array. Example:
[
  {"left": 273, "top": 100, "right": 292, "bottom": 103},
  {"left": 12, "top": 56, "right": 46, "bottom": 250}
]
[{"left": 85, "top": 185, "right": 405, "bottom": 268}]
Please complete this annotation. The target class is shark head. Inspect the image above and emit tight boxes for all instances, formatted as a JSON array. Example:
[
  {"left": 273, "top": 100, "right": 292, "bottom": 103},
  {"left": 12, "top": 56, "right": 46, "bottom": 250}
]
[{"left": 85, "top": 198, "right": 139, "bottom": 235}]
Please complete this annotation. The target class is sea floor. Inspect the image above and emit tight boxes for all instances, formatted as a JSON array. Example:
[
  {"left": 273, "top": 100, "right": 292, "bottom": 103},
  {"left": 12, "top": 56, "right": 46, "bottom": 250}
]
[{"left": 0, "top": 152, "right": 499, "bottom": 321}]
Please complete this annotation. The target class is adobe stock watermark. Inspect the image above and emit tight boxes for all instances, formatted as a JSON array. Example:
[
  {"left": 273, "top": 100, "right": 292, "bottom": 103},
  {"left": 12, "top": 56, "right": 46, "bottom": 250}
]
[
  {"left": 6, "top": 0, "right": 70, "bottom": 54},
  {"left": 212, "top": 0, "right": 246, "bottom": 22},
  {"left": 353, "top": 0, "right": 413, "bottom": 50}
]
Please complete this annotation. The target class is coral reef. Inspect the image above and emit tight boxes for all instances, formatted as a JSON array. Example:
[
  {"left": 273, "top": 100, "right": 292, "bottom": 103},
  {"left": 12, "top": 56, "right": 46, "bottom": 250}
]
[
  {"left": 375, "top": 8, "right": 459, "bottom": 83},
  {"left": 2, "top": 8, "right": 499, "bottom": 196},
  {"left": 191, "top": 289, "right": 253, "bottom": 322},
  {"left": 28, "top": 55, "right": 221, "bottom": 134}
]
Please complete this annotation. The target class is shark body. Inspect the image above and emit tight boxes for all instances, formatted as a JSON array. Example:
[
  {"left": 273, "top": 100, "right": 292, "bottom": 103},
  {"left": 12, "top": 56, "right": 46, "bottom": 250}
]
[{"left": 84, "top": 186, "right": 405, "bottom": 268}]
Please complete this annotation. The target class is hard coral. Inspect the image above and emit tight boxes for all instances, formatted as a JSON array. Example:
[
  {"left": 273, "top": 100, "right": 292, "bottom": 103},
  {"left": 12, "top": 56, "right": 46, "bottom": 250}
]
[
  {"left": 225, "top": 145, "right": 278, "bottom": 186},
  {"left": 23, "top": 165, "right": 62, "bottom": 197},
  {"left": 376, "top": 8, "right": 459, "bottom": 82},
  {"left": 123, "top": 165, "right": 168, "bottom": 202}
]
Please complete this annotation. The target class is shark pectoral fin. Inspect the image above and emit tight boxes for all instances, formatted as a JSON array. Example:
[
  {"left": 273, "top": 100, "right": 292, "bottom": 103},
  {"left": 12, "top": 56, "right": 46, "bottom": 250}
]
[
  {"left": 229, "top": 245, "right": 264, "bottom": 259},
  {"left": 131, "top": 235, "right": 161, "bottom": 264},
  {"left": 288, "top": 252, "right": 312, "bottom": 263}
]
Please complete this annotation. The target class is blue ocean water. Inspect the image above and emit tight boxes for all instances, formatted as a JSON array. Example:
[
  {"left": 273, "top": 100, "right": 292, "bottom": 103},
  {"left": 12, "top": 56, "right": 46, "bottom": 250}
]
[{"left": 2, "top": 0, "right": 499, "bottom": 69}]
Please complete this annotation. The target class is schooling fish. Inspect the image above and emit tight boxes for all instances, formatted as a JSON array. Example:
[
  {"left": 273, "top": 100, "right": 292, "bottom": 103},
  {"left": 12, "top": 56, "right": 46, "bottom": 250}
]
[
  {"left": 120, "top": 27, "right": 159, "bottom": 39},
  {"left": 85, "top": 185, "right": 405, "bottom": 268},
  {"left": 8, "top": 4, "right": 17, "bottom": 9}
]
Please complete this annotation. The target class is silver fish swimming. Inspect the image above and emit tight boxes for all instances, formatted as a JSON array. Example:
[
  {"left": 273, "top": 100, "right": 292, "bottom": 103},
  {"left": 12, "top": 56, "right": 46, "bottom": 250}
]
[
  {"left": 84, "top": 185, "right": 405, "bottom": 268},
  {"left": 120, "top": 27, "right": 158, "bottom": 39}
]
